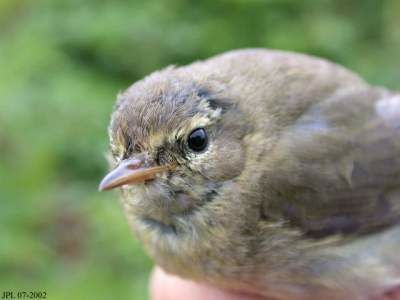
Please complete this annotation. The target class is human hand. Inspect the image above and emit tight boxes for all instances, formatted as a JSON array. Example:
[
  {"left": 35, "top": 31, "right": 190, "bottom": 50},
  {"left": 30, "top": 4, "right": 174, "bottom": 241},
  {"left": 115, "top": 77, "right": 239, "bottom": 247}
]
[{"left": 150, "top": 267, "right": 268, "bottom": 300}]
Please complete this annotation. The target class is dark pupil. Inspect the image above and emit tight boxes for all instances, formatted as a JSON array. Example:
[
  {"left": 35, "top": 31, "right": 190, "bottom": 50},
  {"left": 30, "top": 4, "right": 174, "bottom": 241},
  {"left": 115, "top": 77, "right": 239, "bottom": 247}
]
[{"left": 187, "top": 128, "right": 207, "bottom": 152}]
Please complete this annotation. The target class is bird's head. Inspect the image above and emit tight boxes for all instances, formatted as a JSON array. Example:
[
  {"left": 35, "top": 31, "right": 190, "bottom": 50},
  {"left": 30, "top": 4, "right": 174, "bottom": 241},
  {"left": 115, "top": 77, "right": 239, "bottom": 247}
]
[{"left": 99, "top": 67, "right": 249, "bottom": 233}]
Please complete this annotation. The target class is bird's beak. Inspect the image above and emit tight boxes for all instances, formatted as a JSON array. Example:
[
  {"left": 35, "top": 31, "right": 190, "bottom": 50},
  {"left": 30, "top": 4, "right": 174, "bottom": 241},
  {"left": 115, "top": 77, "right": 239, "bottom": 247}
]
[{"left": 98, "top": 157, "right": 172, "bottom": 191}]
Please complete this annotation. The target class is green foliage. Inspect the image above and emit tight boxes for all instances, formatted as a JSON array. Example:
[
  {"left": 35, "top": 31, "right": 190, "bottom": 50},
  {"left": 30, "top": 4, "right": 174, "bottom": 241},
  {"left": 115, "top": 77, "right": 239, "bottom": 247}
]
[{"left": 0, "top": 0, "right": 399, "bottom": 299}]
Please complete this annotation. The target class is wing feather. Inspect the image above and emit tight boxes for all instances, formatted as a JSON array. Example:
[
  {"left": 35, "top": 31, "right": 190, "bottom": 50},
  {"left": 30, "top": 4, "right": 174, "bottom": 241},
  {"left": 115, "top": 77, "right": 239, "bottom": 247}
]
[{"left": 262, "top": 88, "right": 400, "bottom": 238}]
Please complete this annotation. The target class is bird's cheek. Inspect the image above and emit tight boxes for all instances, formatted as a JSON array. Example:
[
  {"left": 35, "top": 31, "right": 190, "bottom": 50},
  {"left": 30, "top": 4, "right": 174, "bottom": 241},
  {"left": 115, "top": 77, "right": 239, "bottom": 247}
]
[{"left": 201, "top": 140, "right": 245, "bottom": 181}]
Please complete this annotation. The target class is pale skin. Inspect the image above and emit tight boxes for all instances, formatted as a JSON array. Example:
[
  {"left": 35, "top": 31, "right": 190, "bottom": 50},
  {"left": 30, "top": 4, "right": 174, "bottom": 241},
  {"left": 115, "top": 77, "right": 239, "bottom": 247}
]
[
  {"left": 150, "top": 268, "right": 400, "bottom": 300},
  {"left": 150, "top": 267, "right": 266, "bottom": 300}
]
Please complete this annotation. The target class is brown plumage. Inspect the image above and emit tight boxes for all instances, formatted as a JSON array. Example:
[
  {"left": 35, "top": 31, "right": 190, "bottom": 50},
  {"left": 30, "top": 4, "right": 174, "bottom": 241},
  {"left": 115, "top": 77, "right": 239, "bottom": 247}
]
[{"left": 100, "top": 49, "right": 400, "bottom": 300}]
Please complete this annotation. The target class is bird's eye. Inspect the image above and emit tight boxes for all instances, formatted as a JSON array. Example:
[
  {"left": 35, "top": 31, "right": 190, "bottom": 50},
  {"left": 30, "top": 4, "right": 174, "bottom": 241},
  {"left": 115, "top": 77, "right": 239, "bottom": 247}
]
[{"left": 187, "top": 128, "right": 208, "bottom": 152}]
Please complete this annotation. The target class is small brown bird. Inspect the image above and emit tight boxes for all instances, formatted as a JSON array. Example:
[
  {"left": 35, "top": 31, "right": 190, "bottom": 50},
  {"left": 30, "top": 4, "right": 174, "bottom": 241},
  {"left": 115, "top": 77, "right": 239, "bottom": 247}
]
[{"left": 99, "top": 49, "right": 400, "bottom": 300}]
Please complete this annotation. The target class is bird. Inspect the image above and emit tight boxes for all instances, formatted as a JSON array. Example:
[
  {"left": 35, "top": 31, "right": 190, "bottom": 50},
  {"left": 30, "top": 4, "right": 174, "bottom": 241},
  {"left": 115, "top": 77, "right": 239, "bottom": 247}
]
[{"left": 99, "top": 49, "right": 400, "bottom": 300}]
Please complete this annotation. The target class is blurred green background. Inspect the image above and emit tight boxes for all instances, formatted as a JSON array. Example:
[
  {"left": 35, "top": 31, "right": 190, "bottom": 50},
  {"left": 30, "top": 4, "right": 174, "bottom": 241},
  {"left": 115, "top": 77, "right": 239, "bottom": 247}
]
[{"left": 0, "top": 0, "right": 399, "bottom": 299}]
